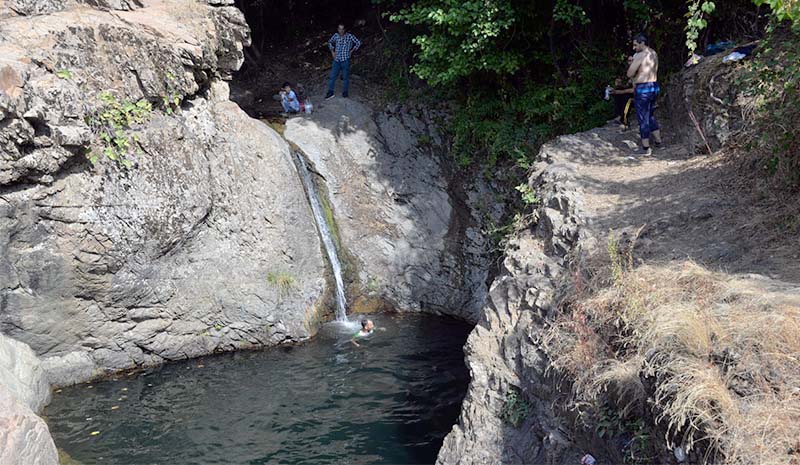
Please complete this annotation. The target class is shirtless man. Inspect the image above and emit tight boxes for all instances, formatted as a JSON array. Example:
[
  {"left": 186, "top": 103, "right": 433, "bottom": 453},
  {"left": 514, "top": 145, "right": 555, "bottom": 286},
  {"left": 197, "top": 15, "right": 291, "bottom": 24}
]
[{"left": 627, "top": 33, "right": 662, "bottom": 155}]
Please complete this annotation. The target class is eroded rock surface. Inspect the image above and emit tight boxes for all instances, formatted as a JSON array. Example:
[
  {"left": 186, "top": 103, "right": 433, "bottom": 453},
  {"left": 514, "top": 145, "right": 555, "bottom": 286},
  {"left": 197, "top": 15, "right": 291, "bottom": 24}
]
[
  {"left": 438, "top": 102, "right": 800, "bottom": 463},
  {"left": 437, "top": 133, "right": 591, "bottom": 465},
  {"left": 284, "top": 99, "right": 503, "bottom": 322},
  {"left": 1, "top": 0, "right": 326, "bottom": 387},
  {"left": 0, "top": 334, "right": 58, "bottom": 465}
]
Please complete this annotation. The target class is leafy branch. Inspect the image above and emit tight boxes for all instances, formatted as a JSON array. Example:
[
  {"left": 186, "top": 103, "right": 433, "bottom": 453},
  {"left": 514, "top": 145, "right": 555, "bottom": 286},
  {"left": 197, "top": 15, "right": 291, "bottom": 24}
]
[{"left": 685, "top": 0, "right": 716, "bottom": 56}]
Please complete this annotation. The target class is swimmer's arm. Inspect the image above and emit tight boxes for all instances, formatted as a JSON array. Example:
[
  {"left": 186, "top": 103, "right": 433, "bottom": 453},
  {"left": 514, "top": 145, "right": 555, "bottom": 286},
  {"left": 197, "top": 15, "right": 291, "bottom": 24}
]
[
  {"left": 350, "top": 338, "right": 360, "bottom": 347},
  {"left": 377, "top": 327, "right": 386, "bottom": 332}
]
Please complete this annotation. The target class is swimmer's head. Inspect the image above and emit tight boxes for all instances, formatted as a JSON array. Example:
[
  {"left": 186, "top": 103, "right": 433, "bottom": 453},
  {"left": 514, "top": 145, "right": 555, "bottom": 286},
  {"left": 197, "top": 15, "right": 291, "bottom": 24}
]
[{"left": 361, "top": 319, "right": 374, "bottom": 331}]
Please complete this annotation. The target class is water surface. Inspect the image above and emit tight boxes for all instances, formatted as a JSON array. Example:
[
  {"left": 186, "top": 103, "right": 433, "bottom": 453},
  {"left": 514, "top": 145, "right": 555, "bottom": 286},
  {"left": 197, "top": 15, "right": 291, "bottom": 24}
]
[{"left": 44, "top": 314, "right": 470, "bottom": 465}]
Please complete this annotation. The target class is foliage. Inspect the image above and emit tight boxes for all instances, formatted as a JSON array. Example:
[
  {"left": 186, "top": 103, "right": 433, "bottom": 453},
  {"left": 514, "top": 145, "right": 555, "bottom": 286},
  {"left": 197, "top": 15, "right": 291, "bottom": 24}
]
[
  {"left": 86, "top": 91, "right": 152, "bottom": 167},
  {"left": 55, "top": 69, "right": 72, "bottom": 79},
  {"left": 553, "top": 0, "right": 590, "bottom": 26},
  {"left": 595, "top": 406, "right": 655, "bottom": 465},
  {"left": 162, "top": 72, "right": 182, "bottom": 115},
  {"left": 450, "top": 73, "right": 611, "bottom": 169},
  {"left": 739, "top": 27, "right": 800, "bottom": 189},
  {"left": 267, "top": 271, "right": 297, "bottom": 297},
  {"left": 483, "top": 211, "right": 533, "bottom": 254},
  {"left": 685, "top": 0, "right": 716, "bottom": 55},
  {"left": 499, "top": 388, "right": 530, "bottom": 427},
  {"left": 389, "top": 0, "right": 523, "bottom": 86},
  {"left": 514, "top": 183, "right": 539, "bottom": 205},
  {"left": 754, "top": 0, "right": 800, "bottom": 28}
]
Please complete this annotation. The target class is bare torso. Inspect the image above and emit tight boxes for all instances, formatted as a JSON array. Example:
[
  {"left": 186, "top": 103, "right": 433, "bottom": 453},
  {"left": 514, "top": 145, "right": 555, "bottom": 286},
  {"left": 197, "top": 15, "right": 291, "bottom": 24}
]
[{"left": 628, "top": 47, "right": 659, "bottom": 84}]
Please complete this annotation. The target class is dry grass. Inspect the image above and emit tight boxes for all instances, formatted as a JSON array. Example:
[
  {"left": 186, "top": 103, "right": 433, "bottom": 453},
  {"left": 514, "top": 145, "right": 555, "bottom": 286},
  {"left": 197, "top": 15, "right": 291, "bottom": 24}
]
[{"left": 544, "top": 256, "right": 800, "bottom": 465}]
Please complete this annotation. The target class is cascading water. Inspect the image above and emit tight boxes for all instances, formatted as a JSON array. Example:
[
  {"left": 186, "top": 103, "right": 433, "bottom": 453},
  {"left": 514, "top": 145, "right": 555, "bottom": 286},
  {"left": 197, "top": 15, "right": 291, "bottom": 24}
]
[{"left": 293, "top": 151, "right": 348, "bottom": 321}]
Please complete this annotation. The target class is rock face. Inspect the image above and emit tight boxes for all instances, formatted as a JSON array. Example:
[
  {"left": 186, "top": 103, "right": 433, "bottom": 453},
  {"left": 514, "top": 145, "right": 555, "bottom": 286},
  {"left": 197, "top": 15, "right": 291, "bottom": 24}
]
[
  {"left": 437, "top": 134, "right": 590, "bottom": 465},
  {"left": 664, "top": 53, "right": 748, "bottom": 153},
  {"left": 1, "top": 0, "right": 327, "bottom": 387},
  {"left": 284, "top": 100, "right": 502, "bottom": 322},
  {"left": 0, "top": 334, "right": 58, "bottom": 465}
]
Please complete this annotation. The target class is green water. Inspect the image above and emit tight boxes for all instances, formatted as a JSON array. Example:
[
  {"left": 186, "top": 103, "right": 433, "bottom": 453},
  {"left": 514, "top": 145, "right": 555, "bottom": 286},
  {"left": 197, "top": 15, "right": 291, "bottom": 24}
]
[{"left": 44, "top": 314, "right": 471, "bottom": 464}]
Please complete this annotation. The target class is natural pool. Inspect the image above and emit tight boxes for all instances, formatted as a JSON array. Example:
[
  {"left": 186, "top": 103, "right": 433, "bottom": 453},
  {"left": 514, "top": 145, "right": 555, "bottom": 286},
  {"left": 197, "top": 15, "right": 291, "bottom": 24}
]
[{"left": 44, "top": 314, "right": 471, "bottom": 465}]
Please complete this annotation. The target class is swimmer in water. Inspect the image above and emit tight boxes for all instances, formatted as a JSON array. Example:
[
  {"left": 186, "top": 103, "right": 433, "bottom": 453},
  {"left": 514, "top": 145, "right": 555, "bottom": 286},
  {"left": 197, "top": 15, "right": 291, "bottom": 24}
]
[{"left": 350, "top": 318, "right": 385, "bottom": 347}]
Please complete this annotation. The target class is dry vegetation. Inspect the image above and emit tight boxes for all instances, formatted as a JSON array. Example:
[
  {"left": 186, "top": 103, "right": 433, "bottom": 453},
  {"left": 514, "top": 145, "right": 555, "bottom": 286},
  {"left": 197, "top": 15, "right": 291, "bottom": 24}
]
[{"left": 543, "top": 239, "right": 800, "bottom": 464}]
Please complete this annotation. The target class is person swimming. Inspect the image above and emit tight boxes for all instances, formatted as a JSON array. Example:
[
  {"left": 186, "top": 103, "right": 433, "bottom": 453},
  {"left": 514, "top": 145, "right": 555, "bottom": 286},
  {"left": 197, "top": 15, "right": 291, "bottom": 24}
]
[{"left": 350, "top": 319, "right": 385, "bottom": 347}]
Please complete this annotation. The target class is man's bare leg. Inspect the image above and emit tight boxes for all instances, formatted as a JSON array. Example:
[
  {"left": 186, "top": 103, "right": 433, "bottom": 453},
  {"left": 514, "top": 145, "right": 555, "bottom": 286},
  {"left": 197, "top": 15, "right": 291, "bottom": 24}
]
[{"left": 652, "top": 129, "right": 662, "bottom": 145}]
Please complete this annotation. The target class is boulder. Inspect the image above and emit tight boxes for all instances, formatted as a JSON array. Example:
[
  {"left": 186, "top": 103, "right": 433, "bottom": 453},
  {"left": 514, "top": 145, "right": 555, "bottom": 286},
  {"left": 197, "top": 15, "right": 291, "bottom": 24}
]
[
  {"left": 0, "top": 387, "right": 58, "bottom": 465},
  {"left": 0, "top": 334, "right": 57, "bottom": 465},
  {"left": 0, "top": 0, "right": 325, "bottom": 386}
]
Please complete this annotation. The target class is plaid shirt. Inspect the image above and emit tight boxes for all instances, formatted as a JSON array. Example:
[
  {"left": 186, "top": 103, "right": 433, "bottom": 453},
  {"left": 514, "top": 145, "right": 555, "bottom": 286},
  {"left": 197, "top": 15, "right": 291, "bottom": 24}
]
[{"left": 328, "top": 32, "right": 361, "bottom": 62}]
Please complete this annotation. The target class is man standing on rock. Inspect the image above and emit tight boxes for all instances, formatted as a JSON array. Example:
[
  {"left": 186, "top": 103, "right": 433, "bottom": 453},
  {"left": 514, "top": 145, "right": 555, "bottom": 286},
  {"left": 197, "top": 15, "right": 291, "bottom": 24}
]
[
  {"left": 325, "top": 24, "right": 361, "bottom": 100},
  {"left": 627, "top": 33, "right": 662, "bottom": 155}
]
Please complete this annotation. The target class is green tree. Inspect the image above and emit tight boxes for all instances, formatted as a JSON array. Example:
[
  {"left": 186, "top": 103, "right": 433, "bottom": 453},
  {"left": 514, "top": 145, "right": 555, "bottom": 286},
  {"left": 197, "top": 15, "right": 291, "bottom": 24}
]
[{"left": 389, "top": 0, "right": 525, "bottom": 85}]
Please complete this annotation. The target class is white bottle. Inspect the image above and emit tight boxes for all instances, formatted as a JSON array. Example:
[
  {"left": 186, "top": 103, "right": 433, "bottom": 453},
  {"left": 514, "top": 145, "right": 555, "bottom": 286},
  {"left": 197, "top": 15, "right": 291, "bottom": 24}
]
[{"left": 305, "top": 99, "right": 313, "bottom": 114}]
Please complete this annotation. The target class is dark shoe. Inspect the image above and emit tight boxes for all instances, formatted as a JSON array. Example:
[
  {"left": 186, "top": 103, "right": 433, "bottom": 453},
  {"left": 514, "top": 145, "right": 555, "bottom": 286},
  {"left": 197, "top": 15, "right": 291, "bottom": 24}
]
[
  {"left": 653, "top": 139, "right": 662, "bottom": 147},
  {"left": 325, "top": 92, "right": 334, "bottom": 100},
  {"left": 635, "top": 146, "right": 653, "bottom": 156},
  {"left": 342, "top": 92, "right": 348, "bottom": 98}
]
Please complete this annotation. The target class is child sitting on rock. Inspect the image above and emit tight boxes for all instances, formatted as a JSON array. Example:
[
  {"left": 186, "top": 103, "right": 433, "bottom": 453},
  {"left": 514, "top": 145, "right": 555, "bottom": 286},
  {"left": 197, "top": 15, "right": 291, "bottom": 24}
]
[
  {"left": 608, "top": 77, "right": 634, "bottom": 129},
  {"left": 279, "top": 81, "right": 300, "bottom": 114}
]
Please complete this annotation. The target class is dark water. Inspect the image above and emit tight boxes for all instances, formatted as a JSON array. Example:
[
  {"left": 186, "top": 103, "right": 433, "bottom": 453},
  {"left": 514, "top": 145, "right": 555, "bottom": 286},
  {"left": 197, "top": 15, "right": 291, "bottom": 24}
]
[{"left": 44, "top": 314, "right": 471, "bottom": 465}]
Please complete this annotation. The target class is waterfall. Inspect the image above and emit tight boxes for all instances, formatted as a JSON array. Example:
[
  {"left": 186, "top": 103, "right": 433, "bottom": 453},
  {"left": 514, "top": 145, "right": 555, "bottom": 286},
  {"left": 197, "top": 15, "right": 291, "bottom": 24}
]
[{"left": 293, "top": 151, "right": 348, "bottom": 321}]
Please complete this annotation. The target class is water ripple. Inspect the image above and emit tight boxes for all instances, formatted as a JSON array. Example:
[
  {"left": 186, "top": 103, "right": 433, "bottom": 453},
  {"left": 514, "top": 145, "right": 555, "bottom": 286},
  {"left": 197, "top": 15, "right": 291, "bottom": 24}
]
[{"left": 45, "top": 314, "right": 471, "bottom": 465}]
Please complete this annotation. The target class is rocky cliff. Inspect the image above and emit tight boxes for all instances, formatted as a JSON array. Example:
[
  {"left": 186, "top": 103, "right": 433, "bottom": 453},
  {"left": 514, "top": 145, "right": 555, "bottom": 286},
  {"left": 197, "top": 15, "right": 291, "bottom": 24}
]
[
  {"left": 1, "top": 0, "right": 504, "bottom": 391},
  {"left": 284, "top": 100, "right": 501, "bottom": 323},
  {"left": 437, "top": 130, "right": 591, "bottom": 465},
  {"left": 437, "top": 66, "right": 800, "bottom": 462},
  {"left": 0, "top": 0, "right": 329, "bottom": 387}
]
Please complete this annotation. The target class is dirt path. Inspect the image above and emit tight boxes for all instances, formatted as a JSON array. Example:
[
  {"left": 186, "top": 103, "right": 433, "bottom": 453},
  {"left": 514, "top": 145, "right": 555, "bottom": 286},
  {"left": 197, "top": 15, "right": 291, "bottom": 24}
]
[{"left": 557, "top": 121, "right": 800, "bottom": 283}]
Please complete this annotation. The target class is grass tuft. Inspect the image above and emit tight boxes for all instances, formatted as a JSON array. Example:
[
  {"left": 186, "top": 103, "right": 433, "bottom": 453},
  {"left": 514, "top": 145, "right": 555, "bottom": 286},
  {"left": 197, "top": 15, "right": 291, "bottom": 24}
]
[{"left": 267, "top": 271, "right": 296, "bottom": 297}]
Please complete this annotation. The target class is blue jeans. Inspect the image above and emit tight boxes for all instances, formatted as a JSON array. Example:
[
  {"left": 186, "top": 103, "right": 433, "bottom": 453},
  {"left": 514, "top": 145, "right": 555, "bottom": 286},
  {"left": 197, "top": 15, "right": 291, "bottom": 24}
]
[
  {"left": 281, "top": 98, "right": 298, "bottom": 113},
  {"left": 327, "top": 59, "right": 350, "bottom": 95},
  {"left": 634, "top": 82, "right": 660, "bottom": 141}
]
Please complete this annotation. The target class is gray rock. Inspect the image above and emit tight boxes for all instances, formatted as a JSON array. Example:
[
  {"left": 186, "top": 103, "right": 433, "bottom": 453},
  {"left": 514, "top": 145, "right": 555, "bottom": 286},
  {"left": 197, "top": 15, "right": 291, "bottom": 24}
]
[
  {"left": 284, "top": 98, "right": 501, "bottom": 322},
  {"left": 0, "top": 334, "right": 51, "bottom": 412},
  {"left": 0, "top": 0, "right": 326, "bottom": 387},
  {"left": 0, "top": 334, "right": 57, "bottom": 465},
  {"left": 438, "top": 137, "right": 593, "bottom": 464},
  {"left": 0, "top": 386, "right": 58, "bottom": 465},
  {"left": 8, "top": 0, "right": 65, "bottom": 15}
]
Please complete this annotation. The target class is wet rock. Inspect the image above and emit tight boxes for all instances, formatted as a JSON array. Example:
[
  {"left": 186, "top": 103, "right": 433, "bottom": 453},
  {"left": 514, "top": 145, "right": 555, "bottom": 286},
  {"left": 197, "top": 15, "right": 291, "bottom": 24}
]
[{"left": 284, "top": 98, "right": 503, "bottom": 323}]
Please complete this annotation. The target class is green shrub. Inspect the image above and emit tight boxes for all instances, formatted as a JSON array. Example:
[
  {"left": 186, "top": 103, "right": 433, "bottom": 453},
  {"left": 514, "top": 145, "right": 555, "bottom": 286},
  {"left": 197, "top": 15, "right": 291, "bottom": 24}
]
[
  {"left": 450, "top": 75, "right": 610, "bottom": 169},
  {"left": 739, "top": 28, "right": 800, "bottom": 189},
  {"left": 499, "top": 388, "right": 531, "bottom": 427},
  {"left": 86, "top": 91, "right": 152, "bottom": 167}
]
